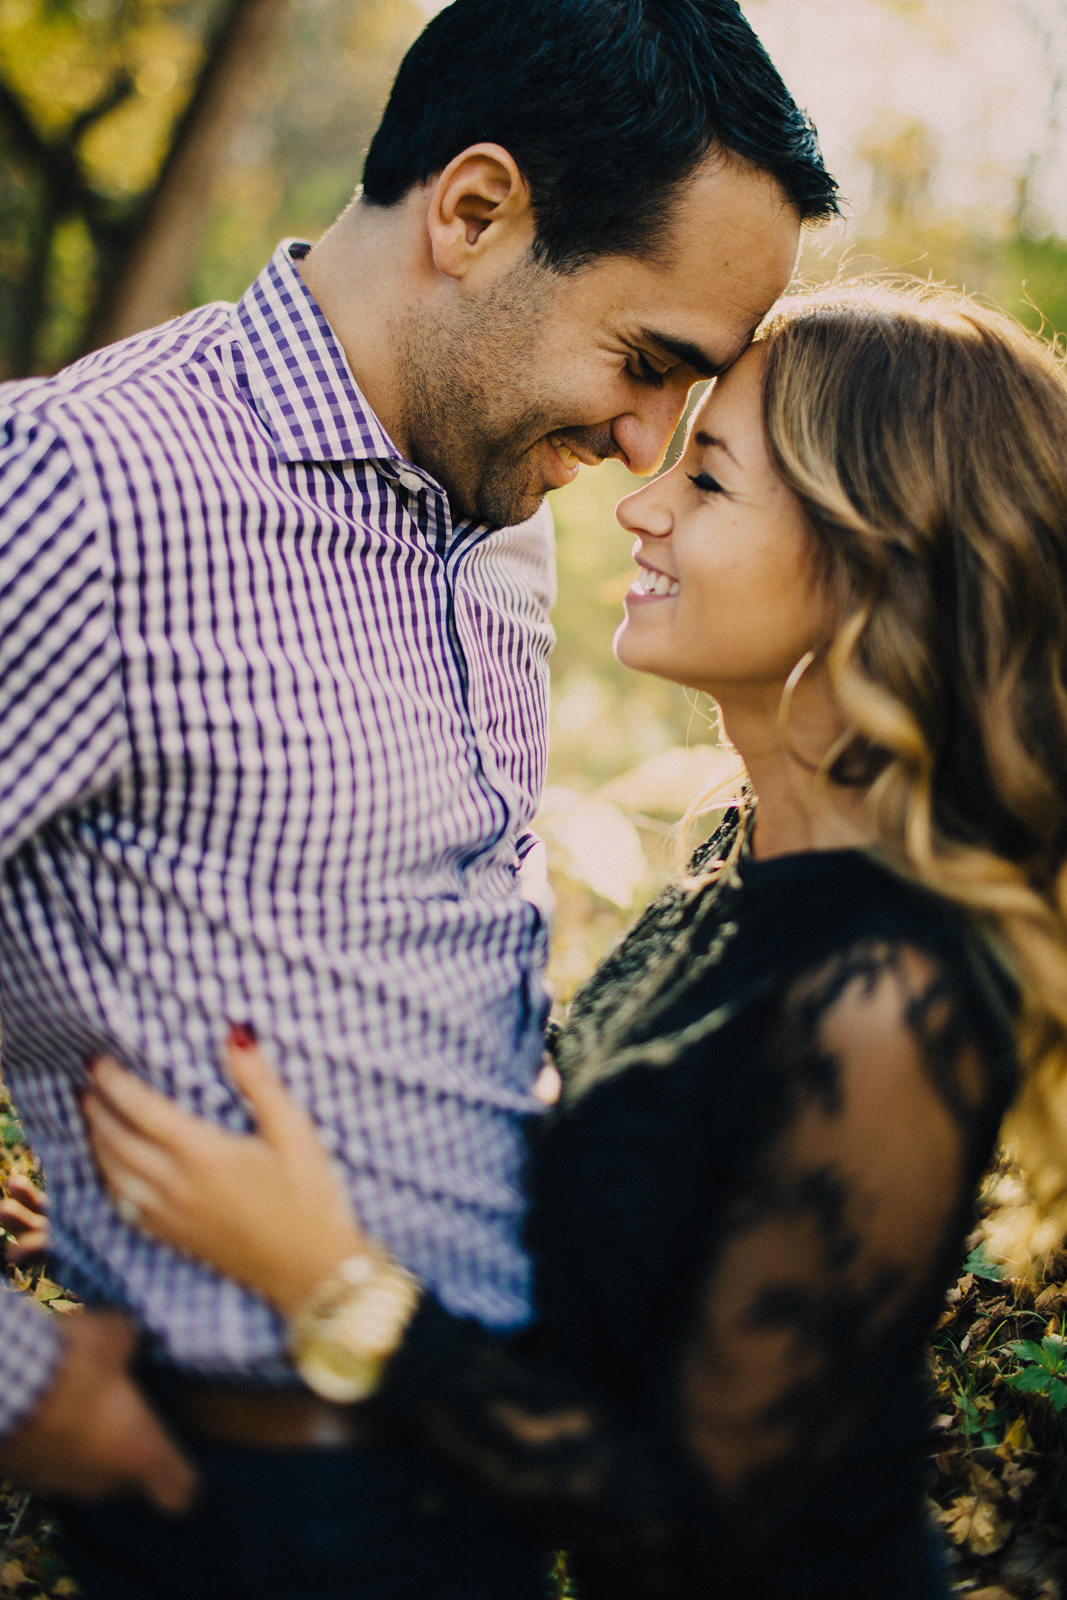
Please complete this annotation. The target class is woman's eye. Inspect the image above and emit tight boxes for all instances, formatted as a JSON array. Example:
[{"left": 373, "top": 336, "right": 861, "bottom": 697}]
[{"left": 688, "top": 471, "right": 725, "bottom": 495}]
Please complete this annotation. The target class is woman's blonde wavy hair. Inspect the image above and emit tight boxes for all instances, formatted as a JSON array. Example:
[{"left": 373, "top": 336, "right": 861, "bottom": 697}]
[{"left": 752, "top": 282, "right": 1067, "bottom": 1269}]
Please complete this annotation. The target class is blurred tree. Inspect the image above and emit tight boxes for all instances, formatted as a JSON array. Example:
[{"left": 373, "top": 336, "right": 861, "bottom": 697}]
[
  {"left": 187, "top": 0, "right": 426, "bottom": 309},
  {"left": 0, "top": 0, "right": 289, "bottom": 377},
  {"left": 0, "top": 0, "right": 428, "bottom": 376}
]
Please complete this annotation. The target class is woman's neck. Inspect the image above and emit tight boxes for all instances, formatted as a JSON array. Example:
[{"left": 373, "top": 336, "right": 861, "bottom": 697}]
[{"left": 717, "top": 681, "right": 879, "bottom": 862}]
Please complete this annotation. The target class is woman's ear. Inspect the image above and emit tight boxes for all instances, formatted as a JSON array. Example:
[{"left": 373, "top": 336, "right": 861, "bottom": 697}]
[{"left": 426, "top": 143, "right": 534, "bottom": 281}]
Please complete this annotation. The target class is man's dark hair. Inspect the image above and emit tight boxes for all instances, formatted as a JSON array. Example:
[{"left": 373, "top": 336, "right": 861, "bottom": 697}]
[{"left": 362, "top": 0, "right": 839, "bottom": 273}]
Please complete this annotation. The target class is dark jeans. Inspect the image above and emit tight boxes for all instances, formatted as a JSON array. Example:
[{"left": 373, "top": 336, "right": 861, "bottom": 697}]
[{"left": 56, "top": 1433, "right": 551, "bottom": 1600}]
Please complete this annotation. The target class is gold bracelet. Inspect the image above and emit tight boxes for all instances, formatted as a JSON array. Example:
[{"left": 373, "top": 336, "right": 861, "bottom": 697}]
[{"left": 288, "top": 1249, "right": 422, "bottom": 1403}]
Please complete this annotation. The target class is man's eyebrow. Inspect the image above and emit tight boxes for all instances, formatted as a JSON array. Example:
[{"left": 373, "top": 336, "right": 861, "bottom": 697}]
[
  {"left": 639, "top": 329, "right": 726, "bottom": 381},
  {"left": 693, "top": 430, "right": 741, "bottom": 469}
]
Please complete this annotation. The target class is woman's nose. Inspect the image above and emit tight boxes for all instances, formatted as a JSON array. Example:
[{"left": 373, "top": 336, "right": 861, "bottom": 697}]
[{"left": 616, "top": 481, "right": 673, "bottom": 540}]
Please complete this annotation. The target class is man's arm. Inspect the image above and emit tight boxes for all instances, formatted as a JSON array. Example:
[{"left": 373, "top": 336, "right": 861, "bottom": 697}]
[
  {"left": 0, "top": 407, "right": 129, "bottom": 860},
  {"left": 0, "top": 405, "right": 195, "bottom": 1509},
  {"left": 0, "top": 1310, "right": 196, "bottom": 1510}
]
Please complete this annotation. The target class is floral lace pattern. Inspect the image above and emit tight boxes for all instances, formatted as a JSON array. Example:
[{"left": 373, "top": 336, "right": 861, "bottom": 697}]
[{"left": 383, "top": 825, "right": 1018, "bottom": 1600}]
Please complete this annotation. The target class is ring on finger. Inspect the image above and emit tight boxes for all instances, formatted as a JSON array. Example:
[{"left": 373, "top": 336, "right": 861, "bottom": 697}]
[{"left": 115, "top": 1178, "right": 153, "bottom": 1230}]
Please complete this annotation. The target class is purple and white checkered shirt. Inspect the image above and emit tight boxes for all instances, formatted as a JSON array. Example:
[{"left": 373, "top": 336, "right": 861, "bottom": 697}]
[{"left": 0, "top": 241, "right": 556, "bottom": 1434}]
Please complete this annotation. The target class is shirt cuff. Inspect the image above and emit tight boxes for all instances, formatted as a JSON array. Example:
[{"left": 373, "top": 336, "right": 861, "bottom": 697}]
[{"left": 0, "top": 1286, "right": 66, "bottom": 1439}]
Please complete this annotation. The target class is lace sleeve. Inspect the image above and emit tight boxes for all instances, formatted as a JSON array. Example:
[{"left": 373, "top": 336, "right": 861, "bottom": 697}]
[
  {"left": 680, "top": 941, "right": 995, "bottom": 1535},
  {"left": 381, "top": 939, "right": 1005, "bottom": 1596}
]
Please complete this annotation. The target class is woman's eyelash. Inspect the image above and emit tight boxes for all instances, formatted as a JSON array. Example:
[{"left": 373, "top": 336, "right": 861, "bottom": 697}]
[{"left": 688, "top": 471, "right": 725, "bottom": 495}]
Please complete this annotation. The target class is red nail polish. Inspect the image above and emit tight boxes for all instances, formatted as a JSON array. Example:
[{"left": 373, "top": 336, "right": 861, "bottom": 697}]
[{"left": 228, "top": 1023, "right": 257, "bottom": 1050}]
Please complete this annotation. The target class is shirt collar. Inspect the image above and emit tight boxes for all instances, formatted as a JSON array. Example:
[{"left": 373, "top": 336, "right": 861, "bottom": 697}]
[{"left": 235, "top": 240, "right": 403, "bottom": 468}]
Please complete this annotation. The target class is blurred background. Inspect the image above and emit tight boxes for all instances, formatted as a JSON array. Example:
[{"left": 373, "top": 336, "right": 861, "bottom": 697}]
[{"left": 2, "top": 0, "right": 1066, "bottom": 995}]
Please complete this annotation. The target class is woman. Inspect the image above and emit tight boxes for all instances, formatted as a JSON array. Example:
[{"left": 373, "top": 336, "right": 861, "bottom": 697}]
[{"left": 45, "top": 284, "right": 1067, "bottom": 1596}]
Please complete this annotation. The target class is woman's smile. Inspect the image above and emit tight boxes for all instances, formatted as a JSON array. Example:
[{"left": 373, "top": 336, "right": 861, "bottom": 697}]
[{"left": 629, "top": 557, "right": 680, "bottom": 601}]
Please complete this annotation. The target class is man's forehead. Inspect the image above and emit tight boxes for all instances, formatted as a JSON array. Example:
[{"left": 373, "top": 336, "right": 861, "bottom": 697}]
[
  {"left": 591, "top": 207, "right": 797, "bottom": 359},
  {"left": 658, "top": 158, "right": 801, "bottom": 313}
]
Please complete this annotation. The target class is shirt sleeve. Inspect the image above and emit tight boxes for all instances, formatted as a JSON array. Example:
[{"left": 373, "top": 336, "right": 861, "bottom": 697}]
[
  {"left": 0, "top": 1286, "right": 66, "bottom": 1439},
  {"left": 380, "top": 937, "right": 1002, "bottom": 1598},
  {"left": 0, "top": 404, "right": 128, "bottom": 864},
  {"left": 0, "top": 404, "right": 126, "bottom": 1437}
]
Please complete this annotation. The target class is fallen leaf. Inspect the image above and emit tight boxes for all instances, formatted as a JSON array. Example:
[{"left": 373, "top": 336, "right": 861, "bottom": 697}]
[
  {"left": 968, "top": 1588, "right": 1018, "bottom": 1600},
  {"left": 971, "top": 1461, "right": 1004, "bottom": 1500},
  {"left": 967, "top": 1315, "right": 994, "bottom": 1351},
  {"left": 1035, "top": 1284, "right": 1067, "bottom": 1318},
  {"left": 937, "top": 1493, "right": 1012, "bottom": 1554},
  {"left": 997, "top": 1416, "right": 1035, "bottom": 1459},
  {"left": 0, "top": 1560, "right": 26, "bottom": 1589},
  {"left": 1003, "top": 1460, "right": 1038, "bottom": 1501}
]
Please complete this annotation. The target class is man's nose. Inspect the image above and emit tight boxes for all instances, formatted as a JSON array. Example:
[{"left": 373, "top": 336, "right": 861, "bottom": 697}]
[{"left": 613, "top": 389, "right": 691, "bottom": 477}]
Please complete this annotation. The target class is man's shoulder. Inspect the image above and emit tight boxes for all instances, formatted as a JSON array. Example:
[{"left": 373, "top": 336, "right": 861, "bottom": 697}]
[{"left": 0, "top": 300, "right": 238, "bottom": 438}]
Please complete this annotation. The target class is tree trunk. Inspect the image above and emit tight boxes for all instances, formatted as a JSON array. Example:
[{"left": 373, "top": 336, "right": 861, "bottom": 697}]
[{"left": 85, "top": 0, "right": 288, "bottom": 351}]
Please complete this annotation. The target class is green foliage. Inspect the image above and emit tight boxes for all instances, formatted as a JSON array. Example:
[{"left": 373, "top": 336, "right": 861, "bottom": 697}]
[
  {"left": 953, "top": 1384, "right": 1011, "bottom": 1447},
  {"left": 1007, "top": 1336, "right": 1067, "bottom": 1410},
  {"left": 1002, "top": 231, "right": 1067, "bottom": 346},
  {"left": 0, "top": 0, "right": 223, "bottom": 374},
  {"left": 964, "top": 1241, "right": 1005, "bottom": 1282}
]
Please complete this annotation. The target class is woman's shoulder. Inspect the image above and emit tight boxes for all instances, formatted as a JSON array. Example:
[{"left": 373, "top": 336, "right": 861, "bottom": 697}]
[
  {"left": 736, "top": 845, "right": 977, "bottom": 956},
  {"left": 733, "top": 847, "right": 1019, "bottom": 1076}
]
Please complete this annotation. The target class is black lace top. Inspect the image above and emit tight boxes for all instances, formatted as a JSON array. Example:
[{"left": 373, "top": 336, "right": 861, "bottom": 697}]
[{"left": 381, "top": 817, "right": 1018, "bottom": 1599}]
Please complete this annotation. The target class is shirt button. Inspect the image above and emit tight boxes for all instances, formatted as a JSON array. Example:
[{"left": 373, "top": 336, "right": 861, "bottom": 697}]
[{"left": 397, "top": 469, "right": 424, "bottom": 494}]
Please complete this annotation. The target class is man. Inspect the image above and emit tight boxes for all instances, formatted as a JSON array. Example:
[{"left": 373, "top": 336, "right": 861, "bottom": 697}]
[{"left": 0, "top": 0, "right": 837, "bottom": 1594}]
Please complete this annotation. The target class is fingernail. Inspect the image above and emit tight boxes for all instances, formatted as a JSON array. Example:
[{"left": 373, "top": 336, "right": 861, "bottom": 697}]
[{"left": 228, "top": 1023, "right": 256, "bottom": 1050}]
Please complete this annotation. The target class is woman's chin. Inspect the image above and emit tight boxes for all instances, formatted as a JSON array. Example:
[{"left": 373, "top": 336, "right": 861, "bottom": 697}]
[
  {"left": 612, "top": 617, "right": 642, "bottom": 670},
  {"left": 613, "top": 618, "right": 673, "bottom": 679}
]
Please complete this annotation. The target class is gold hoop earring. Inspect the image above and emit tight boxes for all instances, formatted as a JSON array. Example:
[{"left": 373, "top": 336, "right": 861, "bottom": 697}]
[
  {"left": 777, "top": 651, "right": 819, "bottom": 773},
  {"left": 778, "top": 650, "right": 865, "bottom": 783}
]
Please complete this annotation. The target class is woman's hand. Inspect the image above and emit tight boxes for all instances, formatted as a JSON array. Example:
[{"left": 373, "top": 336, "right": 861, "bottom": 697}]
[
  {"left": 0, "top": 1174, "right": 51, "bottom": 1265},
  {"left": 84, "top": 1028, "right": 372, "bottom": 1315}
]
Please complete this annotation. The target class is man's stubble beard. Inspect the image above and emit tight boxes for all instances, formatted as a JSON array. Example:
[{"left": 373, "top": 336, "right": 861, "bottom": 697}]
[{"left": 393, "top": 258, "right": 564, "bottom": 530}]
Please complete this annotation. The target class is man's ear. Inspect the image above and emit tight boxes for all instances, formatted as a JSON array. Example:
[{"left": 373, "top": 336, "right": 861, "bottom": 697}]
[{"left": 427, "top": 144, "right": 534, "bottom": 281}]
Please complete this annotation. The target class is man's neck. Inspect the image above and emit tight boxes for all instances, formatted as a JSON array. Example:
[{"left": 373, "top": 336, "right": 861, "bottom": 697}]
[{"left": 296, "top": 198, "right": 421, "bottom": 459}]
